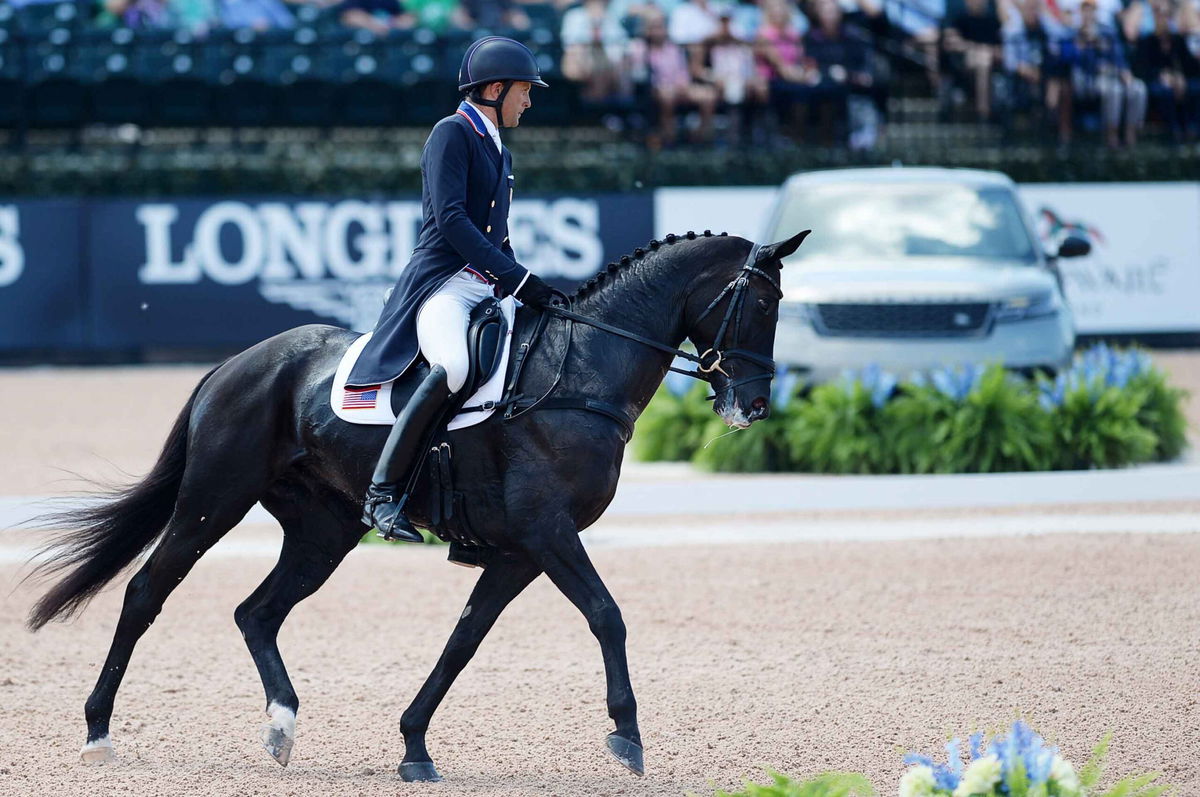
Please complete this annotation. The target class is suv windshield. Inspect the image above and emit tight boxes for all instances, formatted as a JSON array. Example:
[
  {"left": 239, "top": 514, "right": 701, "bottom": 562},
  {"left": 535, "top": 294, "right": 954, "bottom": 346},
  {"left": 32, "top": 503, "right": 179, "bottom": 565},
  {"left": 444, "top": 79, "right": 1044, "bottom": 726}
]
[{"left": 772, "top": 181, "right": 1038, "bottom": 263}]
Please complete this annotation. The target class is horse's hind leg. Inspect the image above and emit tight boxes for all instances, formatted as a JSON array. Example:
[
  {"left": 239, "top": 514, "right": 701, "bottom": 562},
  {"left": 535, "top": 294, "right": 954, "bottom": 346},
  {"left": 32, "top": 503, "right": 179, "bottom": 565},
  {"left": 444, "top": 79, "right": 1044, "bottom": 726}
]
[
  {"left": 236, "top": 488, "right": 361, "bottom": 767},
  {"left": 81, "top": 492, "right": 260, "bottom": 763},
  {"left": 398, "top": 554, "right": 542, "bottom": 782}
]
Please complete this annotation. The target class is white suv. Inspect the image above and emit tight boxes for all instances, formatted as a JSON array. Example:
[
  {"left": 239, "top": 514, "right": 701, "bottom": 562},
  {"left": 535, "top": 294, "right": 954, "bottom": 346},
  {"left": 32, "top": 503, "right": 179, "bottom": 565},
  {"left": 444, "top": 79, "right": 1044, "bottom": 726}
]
[{"left": 765, "top": 167, "right": 1087, "bottom": 381}]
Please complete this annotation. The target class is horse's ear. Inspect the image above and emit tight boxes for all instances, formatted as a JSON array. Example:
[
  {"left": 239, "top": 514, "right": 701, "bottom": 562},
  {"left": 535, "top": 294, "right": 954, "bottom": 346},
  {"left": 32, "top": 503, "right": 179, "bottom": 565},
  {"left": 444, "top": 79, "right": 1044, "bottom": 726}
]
[{"left": 756, "top": 229, "right": 811, "bottom": 267}]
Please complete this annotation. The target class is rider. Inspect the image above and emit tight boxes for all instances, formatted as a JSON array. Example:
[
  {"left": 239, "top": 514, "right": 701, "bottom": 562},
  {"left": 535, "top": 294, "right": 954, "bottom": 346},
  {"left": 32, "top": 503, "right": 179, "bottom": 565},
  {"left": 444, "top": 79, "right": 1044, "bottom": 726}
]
[{"left": 346, "top": 36, "right": 556, "bottom": 542}]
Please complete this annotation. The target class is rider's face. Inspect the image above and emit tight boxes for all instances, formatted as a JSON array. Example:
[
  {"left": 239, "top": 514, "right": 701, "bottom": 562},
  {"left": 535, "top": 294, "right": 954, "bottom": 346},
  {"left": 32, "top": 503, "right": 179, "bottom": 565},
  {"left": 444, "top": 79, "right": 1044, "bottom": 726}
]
[{"left": 501, "top": 81, "right": 533, "bottom": 128}]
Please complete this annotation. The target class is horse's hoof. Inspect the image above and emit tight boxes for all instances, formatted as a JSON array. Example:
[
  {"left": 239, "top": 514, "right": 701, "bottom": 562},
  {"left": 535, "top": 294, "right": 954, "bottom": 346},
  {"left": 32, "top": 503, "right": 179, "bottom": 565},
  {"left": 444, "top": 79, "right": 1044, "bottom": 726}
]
[
  {"left": 399, "top": 761, "right": 443, "bottom": 782},
  {"left": 80, "top": 736, "right": 115, "bottom": 764},
  {"left": 605, "top": 733, "right": 645, "bottom": 777},
  {"left": 260, "top": 722, "right": 294, "bottom": 767}
]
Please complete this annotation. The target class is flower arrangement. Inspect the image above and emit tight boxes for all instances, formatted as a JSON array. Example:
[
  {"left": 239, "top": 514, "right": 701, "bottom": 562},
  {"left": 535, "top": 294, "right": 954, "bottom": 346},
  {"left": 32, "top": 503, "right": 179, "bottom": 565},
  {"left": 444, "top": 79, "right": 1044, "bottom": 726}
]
[
  {"left": 633, "top": 344, "right": 1189, "bottom": 474},
  {"left": 899, "top": 722, "right": 1170, "bottom": 797}
]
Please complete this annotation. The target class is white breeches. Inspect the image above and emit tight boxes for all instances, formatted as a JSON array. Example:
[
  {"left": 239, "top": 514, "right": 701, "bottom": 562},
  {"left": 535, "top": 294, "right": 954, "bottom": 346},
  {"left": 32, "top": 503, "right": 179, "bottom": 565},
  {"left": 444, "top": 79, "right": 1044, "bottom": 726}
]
[{"left": 416, "top": 270, "right": 495, "bottom": 393}]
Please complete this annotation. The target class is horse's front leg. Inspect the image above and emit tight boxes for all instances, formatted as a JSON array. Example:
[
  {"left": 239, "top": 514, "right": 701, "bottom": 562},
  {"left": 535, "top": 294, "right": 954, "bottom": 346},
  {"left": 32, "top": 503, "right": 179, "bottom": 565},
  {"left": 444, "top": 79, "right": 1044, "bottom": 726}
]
[
  {"left": 522, "top": 523, "right": 644, "bottom": 777},
  {"left": 398, "top": 553, "right": 542, "bottom": 782}
]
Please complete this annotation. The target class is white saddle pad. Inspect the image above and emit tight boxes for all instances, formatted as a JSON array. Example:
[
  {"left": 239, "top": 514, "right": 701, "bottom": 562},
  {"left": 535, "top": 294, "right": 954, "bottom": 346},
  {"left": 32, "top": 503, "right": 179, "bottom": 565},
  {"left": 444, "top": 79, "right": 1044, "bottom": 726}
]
[{"left": 330, "top": 296, "right": 517, "bottom": 431}]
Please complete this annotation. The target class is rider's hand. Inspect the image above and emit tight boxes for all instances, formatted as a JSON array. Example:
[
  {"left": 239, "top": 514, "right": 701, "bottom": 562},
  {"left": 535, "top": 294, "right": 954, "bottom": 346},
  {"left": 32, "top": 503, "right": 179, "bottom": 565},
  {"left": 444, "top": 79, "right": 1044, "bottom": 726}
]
[{"left": 515, "top": 273, "right": 555, "bottom": 308}]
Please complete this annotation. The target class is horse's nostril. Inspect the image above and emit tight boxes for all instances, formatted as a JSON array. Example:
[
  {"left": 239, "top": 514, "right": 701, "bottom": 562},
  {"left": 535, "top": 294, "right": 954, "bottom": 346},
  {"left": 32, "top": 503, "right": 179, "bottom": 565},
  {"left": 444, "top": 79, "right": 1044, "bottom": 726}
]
[
  {"left": 751, "top": 397, "right": 768, "bottom": 411},
  {"left": 749, "top": 397, "right": 769, "bottom": 419}
]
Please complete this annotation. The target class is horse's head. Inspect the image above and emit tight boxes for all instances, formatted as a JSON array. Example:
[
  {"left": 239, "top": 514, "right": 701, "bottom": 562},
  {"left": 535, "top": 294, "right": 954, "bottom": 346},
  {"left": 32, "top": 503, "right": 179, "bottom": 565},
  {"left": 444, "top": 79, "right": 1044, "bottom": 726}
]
[{"left": 685, "top": 230, "right": 810, "bottom": 428}]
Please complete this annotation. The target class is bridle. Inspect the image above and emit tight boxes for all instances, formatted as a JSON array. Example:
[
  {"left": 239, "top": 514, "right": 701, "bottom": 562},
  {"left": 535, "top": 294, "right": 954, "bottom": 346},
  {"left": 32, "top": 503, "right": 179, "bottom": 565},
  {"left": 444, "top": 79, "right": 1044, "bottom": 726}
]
[{"left": 543, "top": 242, "right": 782, "bottom": 400}]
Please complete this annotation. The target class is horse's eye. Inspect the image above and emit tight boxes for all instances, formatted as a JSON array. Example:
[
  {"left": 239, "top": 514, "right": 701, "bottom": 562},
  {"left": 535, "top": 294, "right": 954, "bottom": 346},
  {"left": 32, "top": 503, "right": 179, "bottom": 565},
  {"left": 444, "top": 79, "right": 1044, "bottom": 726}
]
[{"left": 757, "top": 298, "right": 773, "bottom": 315}]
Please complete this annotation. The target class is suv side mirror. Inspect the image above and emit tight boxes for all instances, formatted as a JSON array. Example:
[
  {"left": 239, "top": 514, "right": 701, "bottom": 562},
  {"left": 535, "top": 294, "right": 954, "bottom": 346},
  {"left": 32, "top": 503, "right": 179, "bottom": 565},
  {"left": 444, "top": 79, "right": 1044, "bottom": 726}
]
[{"left": 1056, "top": 236, "right": 1091, "bottom": 259}]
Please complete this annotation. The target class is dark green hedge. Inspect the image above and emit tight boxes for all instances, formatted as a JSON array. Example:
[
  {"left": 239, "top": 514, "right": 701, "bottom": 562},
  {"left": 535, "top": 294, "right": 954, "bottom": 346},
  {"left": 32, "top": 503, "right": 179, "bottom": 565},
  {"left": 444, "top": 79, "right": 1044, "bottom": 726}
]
[{"left": 634, "top": 346, "right": 1189, "bottom": 474}]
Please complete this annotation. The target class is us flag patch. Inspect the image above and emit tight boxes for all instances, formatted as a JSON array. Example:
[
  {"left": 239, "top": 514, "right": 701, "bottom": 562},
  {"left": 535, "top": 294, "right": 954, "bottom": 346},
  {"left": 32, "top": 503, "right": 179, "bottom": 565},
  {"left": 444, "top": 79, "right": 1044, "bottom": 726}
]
[{"left": 342, "top": 386, "right": 380, "bottom": 410}]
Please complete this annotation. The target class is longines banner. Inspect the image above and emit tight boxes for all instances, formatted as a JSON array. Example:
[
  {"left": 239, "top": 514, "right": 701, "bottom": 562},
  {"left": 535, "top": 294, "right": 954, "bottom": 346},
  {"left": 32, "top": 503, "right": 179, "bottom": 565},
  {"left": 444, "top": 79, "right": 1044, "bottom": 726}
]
[
  {"left": 0, "top": 194, "right": 654, "bottom": 351},
  {"left": 0, "top": 200, "right": 86, "bottom": 350},
  {"left": 655, "top": 182, "right": 1200, "bottom": 336}
]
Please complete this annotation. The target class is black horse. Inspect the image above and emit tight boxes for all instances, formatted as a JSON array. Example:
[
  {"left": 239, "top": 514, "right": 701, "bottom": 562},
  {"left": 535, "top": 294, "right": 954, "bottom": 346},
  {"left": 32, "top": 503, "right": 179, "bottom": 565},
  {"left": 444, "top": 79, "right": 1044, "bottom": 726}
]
[{"left": 27, "top": 229, "right": 809, "bottom": 781}]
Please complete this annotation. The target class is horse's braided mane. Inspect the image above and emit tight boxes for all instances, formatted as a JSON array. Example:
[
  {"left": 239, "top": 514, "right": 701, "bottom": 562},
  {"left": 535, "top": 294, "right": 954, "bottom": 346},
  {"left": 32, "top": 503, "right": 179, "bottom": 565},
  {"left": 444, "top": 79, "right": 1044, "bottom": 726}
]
[{"left": 569, "top": 229, "right": 729, "bottom": 301}]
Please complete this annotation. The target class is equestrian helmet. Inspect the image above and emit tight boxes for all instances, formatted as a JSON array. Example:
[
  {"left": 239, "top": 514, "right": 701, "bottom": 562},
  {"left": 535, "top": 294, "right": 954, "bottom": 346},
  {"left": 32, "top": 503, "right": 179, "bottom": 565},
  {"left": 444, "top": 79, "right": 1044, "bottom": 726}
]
[{"left": 458, "top": 36, "right": 549, "bottom": 92}]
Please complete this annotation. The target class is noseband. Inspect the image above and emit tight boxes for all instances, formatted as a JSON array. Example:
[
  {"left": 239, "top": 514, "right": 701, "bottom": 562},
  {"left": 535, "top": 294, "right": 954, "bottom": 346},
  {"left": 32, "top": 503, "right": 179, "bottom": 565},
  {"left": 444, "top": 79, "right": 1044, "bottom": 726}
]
[{"left": 543, "top": 242, "right": 782, "bottom": 399}]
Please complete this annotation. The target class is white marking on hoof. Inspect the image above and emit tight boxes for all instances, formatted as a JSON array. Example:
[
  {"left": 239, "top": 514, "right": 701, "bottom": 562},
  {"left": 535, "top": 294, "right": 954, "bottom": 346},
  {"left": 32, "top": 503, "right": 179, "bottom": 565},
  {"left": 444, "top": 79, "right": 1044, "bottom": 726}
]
[
  {"left": 80, "top": 736, "right": 115, "bottom": 764},
  {"left": 260, "top": 702, "right": 296, "bottom": 767}
]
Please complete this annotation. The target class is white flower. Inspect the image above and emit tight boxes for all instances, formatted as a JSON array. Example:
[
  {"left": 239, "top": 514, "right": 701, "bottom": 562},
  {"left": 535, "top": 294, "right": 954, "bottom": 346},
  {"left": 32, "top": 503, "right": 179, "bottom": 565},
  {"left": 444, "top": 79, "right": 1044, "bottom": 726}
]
[
  {"left": 1050, "top": 755, "right": 1083, "bottom": 797},
  {"left": 899, "top": 765, "right": 938, "bottom": 797},
  {"left": 952, "top": 755, "right": 1002, "bottom": 797}
]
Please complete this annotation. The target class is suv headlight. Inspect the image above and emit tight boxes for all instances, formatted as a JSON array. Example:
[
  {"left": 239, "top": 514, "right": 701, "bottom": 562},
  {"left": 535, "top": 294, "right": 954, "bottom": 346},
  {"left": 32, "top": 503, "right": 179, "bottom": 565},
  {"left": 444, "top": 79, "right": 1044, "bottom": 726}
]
[{"left": 995, "top": 292, "right": 1060, "bottom": 322}]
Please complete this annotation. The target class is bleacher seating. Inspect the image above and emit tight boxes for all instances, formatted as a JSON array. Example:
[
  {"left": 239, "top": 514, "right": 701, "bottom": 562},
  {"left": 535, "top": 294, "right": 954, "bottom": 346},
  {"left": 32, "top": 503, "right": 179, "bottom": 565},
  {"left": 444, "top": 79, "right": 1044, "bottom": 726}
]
[{"left": 0, "top": 0, "right": 576, "bottom": 130}]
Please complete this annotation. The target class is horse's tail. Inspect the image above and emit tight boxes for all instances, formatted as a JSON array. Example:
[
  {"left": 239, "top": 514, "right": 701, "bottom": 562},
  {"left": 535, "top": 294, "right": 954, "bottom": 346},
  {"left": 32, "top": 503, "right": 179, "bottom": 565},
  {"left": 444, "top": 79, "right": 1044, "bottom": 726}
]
[{"left": 25, "top": 363, "right": 224, "bottom": 631}]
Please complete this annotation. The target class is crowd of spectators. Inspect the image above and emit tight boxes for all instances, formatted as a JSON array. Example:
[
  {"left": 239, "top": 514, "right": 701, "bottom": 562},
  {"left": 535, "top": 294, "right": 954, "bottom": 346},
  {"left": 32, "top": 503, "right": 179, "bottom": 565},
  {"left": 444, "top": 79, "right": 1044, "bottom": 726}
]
[
  {"left": 561, "top": 0, "right": 892, "bottom": 148},
  {"left": 8, "top": 0, "right": 1200, "bottom": 147},
  {"left": 938, "top": 0, "right": 1200, "bottom": 146},
  {"left": 561, "top": 0, "right": 1200, "bottom": 149}
]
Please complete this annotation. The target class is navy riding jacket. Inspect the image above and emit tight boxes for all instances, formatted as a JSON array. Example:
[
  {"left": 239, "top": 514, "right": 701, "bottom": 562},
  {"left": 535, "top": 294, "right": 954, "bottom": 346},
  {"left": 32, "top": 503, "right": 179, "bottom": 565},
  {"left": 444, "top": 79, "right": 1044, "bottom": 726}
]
[{"left": 347, "top": 101, "right": 528, "bottom": 387}]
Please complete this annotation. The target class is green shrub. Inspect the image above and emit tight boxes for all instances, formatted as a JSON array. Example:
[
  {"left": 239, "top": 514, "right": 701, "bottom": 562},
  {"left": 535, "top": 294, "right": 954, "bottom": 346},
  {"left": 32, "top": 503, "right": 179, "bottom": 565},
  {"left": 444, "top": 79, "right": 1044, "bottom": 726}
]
[
  {"left": 1049, "top": 380, "right": 1158, "bottom": 470},
  {"left": 693, "top": 412, "right": 791, "bottom": 472},
  {"left": 632, "top": 382, "right": 714, "bottom": 462},
  {"left": 631, "top": 346, "right": 1188, "bottom": 474},
  {"left": 785, "top": 380, "right": 886, "bottom": 474},
  {"left": 1128, "top": 369, "right": 1189, "bottom": 461},
  {"left": 934, "top": 365, "right": 1054, "bottom": 473}
]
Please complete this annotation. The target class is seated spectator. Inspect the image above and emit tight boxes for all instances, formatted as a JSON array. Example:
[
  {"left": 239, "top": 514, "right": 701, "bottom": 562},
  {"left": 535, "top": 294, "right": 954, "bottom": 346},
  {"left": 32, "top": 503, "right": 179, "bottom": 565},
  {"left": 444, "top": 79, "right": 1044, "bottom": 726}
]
[
  {"left": 561, "top": 0, "right": 632, "bottom": 103},
  {"left": 1133, "top": 0, "right": 1192, "bottom": 139},
  {"left": 217, "top": 0, "right": 295, "bottom": 30},
  {"left": 943, "top": 0, "right": 1003, "bottom": 120},
  {"left": 756, "top": 0, "right": 815, "bottom": 129},
  {"left": 804, "top": 0, "right": 875, "bottom": 143},
  {"left": 669, "top": 0, "right": 721, "bottom": 45},
  {"left": 456, "top": 0, "right": 530, "bottom": 31},
  {"left": 1002, "top": 0, "right": 1051, "bottom": 118},
  {"left": 338, "top": 0, "right": 416, "bottom": 33},
  {"left": 629, "top": 10, "right": 719, "bottom": 144},
  {"left": 703, "top": 8, "right": 769, "bottom": 139},
  {"left": 1058, "top": 0, "right": 1147, "bottom": 146}
]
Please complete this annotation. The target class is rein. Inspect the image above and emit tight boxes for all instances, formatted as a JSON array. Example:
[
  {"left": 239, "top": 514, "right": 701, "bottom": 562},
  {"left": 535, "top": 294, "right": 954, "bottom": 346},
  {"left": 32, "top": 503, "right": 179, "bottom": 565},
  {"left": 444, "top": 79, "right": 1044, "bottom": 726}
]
[
  {"left": 470, "top": 240, "right": 782, "bottom": 439},
  {"left": 542, "top": 242, "right": 781, "bottom": 388}
]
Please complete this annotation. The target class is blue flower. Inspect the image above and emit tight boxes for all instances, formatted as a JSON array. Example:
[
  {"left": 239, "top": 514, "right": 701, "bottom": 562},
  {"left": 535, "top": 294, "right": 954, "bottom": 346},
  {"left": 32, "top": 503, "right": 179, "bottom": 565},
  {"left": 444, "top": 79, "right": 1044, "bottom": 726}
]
[
  {"left": 902, "top": 745, "right": 962, "bottom": 791},
  {"left": 984, "top": 721, "right": 1059, "bottom": 787},
  {"left": 930, "top": 363, "right": 981, "bottom": 401},
  {"left": 772, "top": 367, "right": 800, "bottom": 409},
  {"left": 840, "top": 364, "right": 897, "bottom": 408}
]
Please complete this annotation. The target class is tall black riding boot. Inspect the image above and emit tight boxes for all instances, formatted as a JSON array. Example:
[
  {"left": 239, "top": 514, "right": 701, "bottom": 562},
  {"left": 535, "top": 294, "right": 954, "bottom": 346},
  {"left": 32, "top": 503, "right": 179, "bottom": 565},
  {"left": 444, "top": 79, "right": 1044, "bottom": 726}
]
[{"left": 361, "top": 365, "right": 455, "bottom": 543}]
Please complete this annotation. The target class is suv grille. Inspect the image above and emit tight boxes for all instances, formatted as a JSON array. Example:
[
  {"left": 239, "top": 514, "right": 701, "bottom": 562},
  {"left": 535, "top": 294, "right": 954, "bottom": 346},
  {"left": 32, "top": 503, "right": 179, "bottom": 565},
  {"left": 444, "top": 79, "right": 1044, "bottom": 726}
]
[{"left": 814, "top": 302, "right": 992, "bottom": 338}]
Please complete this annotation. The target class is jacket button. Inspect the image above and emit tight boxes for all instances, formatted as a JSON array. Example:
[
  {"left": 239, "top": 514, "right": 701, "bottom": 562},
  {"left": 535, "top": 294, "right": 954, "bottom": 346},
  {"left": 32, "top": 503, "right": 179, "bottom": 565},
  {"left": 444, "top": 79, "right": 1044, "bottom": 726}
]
[
  {"left": 491, "top": 200, "right": 496, "bottom": 208},
  {"left": 486, "top": 225, "right": 492, "bottom": 233}
]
